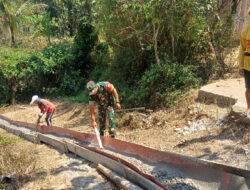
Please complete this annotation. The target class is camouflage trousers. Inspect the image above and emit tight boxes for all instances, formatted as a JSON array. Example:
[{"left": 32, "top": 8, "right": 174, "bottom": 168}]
[{"left": 98, "top": 106, "right": 116, "bottom": 137}]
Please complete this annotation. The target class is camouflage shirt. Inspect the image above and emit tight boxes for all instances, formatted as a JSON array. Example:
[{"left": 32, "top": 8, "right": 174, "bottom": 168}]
[{"left": 89, "top": 81, "right": 116, "bottom": 107}]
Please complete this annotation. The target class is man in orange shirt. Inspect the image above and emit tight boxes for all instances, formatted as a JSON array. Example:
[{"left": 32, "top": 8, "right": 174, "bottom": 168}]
[{"left": 30, "top": 95, "right": 56, "bottom": 126}]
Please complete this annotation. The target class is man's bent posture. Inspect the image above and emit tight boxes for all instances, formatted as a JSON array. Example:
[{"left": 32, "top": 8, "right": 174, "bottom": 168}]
[
  {"left": 30, "top": 95, "right": 56, "bottom": 126},
  {"left": 87, "top": 81, "right": 121, "bottom": 138}
]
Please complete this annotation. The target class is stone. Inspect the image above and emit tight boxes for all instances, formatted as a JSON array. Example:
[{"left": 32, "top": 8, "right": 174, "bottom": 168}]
[
  {"left": 174, "top": 128, "right": 181, "bottom": 132},
  {"left": 235, "top": 148, "right": 246, "bottom": 155}
]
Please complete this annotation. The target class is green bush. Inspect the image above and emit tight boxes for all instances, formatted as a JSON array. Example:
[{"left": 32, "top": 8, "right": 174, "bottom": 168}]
[
  {"left": 0, "top": 135, "right": 16, "bottom": 146},
  {"left": 91, "top": 42, "right": 110, "bottom": 66},
  {"left": 116, "top": 58, "right": 200, "bottom": 108},
  {"left": 0, "top": 48, "right": 32, "bottom": 104},
  {"left": 71, "top": 16, "right": 98, "bottom": 77},
  {"left": 138, "top": 61, "right": 199, "bottom": 108},
  {"left": 59, "top": 71, "right": 84, "bottom": 95},
  {"left": 0, "top": 43, "right": 85, "bottom": 104},
  {"left": 64, "top": 90, "right": 88, "bottom": 103},
  {"left": 28, "top": 43, "right": 84, "bottom": 96},
  {"left": 0, "top": 72, "right": 9, "bottom": 105}
]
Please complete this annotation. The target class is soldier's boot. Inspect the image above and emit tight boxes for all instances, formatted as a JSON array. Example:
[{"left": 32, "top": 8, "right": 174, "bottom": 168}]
[
  {"left": 109, "top": 128, "right": 115, "bottom": 138},
  {"left": 100, "top": 130, "right": 105, "bottom": 136}
]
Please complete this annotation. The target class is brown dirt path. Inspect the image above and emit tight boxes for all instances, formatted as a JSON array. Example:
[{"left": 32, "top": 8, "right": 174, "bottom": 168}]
[{"left": 1, "top": 93, "right": 249, "bottom": 171}]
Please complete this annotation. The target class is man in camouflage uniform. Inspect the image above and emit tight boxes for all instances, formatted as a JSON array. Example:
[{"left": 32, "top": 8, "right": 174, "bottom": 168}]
[{"left": 87, "top": 81, "right": 121, "bottom": 138}]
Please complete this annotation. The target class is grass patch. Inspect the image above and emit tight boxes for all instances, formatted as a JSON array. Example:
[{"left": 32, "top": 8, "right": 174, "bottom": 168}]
[
  {"left": 0, "top": 135, "right": 16, "bottom": 146},
  {"left": 63, "top": 90, "right": 88, "bottom": 103},
  {"left": 0, "top": 147, "right": 36, "bottom": 175},
  {"left": 0, "top": 135, "right": 36, "bottom": 188},
  {"left": 116, "top": 113, "right": 144, "bottom": 129},
  {"left": 0, "top": 183, "right": 6, "bottom": 190},
  {"left": 0, "top": 146, "right": 37, "bottom": 189}
]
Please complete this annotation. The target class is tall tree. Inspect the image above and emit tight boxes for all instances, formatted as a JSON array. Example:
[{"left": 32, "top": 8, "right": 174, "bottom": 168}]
[
  {"left": 205, "top": 0, "right": 240, "bottom": 75},
  {"left": 33, "top": 11, "right": 52, "bottom": 44},
  {"left": 0, "top": 0, "right": 47, "bottom": 46}
]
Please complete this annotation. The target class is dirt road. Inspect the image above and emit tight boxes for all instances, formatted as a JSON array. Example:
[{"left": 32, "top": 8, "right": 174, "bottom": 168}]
[{"left": 1, "top": 94, "right": 249, "bottom": 171}]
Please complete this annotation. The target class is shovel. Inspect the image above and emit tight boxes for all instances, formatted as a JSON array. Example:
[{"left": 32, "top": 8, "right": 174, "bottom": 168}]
[
  {"left": 35, "top": 118, "right": 40, "bottom": 132},
  {"left": 94, "top": 127, "right": 104, "bottom": 149}
]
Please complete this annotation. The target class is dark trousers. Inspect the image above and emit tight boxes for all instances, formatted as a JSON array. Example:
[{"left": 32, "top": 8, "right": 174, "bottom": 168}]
[
  {"left": 45, "top": 110, "right": 55, "bottom": 126},
  {"left": 244, "top": 70, "right": 250, "bottom": 89}
]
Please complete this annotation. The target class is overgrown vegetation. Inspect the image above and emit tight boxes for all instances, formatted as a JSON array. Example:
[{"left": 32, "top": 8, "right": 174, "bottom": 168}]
[
  {"left": 0, "top": 135, "right": 16, "bottom": 146},
  {"left": 0, "top": 135, "right": 36, "bottom": 189},
  {"left": 0, "top": 0, "right": 241, "bottom": 108}
]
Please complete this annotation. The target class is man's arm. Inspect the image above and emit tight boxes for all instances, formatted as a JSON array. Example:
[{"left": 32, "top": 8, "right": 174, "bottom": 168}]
[
  {"left": 239, "top": 33, "right": 246, "bottom": 76},
  {"left": 36, "top": 100, "right": 48, "bottom": 126},
  {"left": 89, "top": 104, "right": 97, "bottom": 128},
  {"left": 40, "top": 100, "right": 48, "bottom": 114},
  {"left": 112, "top": 88, "right": 121, "bottom": 110},
  {"left": 105, "top": 82, "right": 121, "bottom": 110}
]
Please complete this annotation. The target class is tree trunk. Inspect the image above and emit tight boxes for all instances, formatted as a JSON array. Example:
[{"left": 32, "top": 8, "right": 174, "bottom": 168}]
[
  {"left": 153, "top": 21, "right": 162, "bottom": 71},
  {"left": 84, "top": 0, "right": 91, "bottom": 17},
  {"left": 170, "top": 3, "right": 175, "bottom": 57},
  {"left": 209, "top": 40, "right": 227, "bottom": 76},
  {"left": 11, "top": 84, "right": 17, "bottom": 105},
  {"left": 48, "top": 32, "right": 51, "bottom": 44},
  {"left": 9, "top": 25, "right": 15, "bottom": 46},
  {"left": 66, "top": 0, "right": 74, "bottom": 36}
]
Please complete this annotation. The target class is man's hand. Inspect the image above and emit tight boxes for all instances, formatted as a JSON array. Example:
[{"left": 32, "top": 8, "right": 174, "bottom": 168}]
[
  {"left": 116, "top": 102, "right": 121, "bottom": 110},
  {"left": 92, "top": 121, "right": 97, "bottom": 128},
  {"left": 239, "top": 69, "right": 244, "bottom": 76}
]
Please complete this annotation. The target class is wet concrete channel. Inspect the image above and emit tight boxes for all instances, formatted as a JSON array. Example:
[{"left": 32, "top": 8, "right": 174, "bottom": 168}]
[{"left": 0, "top": 116, "right": 249, "bottom": 190}]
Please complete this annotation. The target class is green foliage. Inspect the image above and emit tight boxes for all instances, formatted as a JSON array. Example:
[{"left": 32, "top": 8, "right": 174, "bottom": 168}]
[
  {"left": 29, "top": 43, "right": 84, "bottom": 96},
  {"left": 139, "top": 61, "right": 199, "bottom": 108},
  {"left": 0, "top": 43, "right": 85, "bottom": 104},
  {"left": 0, "top": 48, "right": 31, "bottom": 104},
  {"left": 64, "top": 90, "right": 88, "bottom": 103},
  {"left": 0, "top": 72, "right": 9, "bottom": 105},
  {"left": 117, "top": 60, "right": 199, "bottom": 108},
  {"left": 89, "top": 56, "right": 199, "bottom": 108},
  {"left": 0, "top": 0, "right": 239, "bottom": 108},
  {"left": 88, "top": 0, "right": 237, "bottom": 108},
  {"left": 0, "top": 135, "right": 16, "bottom": 146},
  {"left": 0, "top": 0, "right": 47, "bottom": 46},
  {"left": 0, "top": 183, "right": 6, "bottom": 190},
  {"left": 33, "top": 12, "right": 52, "bottom": 43},
  {"left": 71, "top": 16, "right": 98, "bottom": 77},
  {"left": 91, "top": 42, "right": 110, "bottom": 66},
  {"left": 59, "top": 70, "right": 84, "bottom": 95}
]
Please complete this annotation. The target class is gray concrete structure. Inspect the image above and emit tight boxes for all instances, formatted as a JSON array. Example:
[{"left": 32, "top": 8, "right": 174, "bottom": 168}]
[{"left": 198, "top": 78, "right": 250, "bottom": 124}]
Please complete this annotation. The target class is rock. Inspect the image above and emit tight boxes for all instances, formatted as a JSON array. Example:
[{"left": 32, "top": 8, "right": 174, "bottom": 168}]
[
  {"left": 1, "top": 176, "right": 11, "bottom": 184},
  {"left": 174, "top": 128, "right": 181, "bottom": 132},
  {"left": 31, "top": 151, "right": 38, "bottom": 155},
  {"left": 199, "top": 126, "right": 206, "bottom": 131},
  {"left": 235, "top": 148, "right": 246, "bottom": 155},
  {"left": 1, "top": 172, "right": 17, "bottom": 184},
  {"left": 183, "top": 131, "right": 190, "bottom": 135},
  {"left": 9, "top": 172, "right": 17, "bottom": 180},
  {"left": 183, "top": 126, "right": 189, "bottom": 131},
  {"left": 190, "top": 128, "right": 197, "bottom": 132}
]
